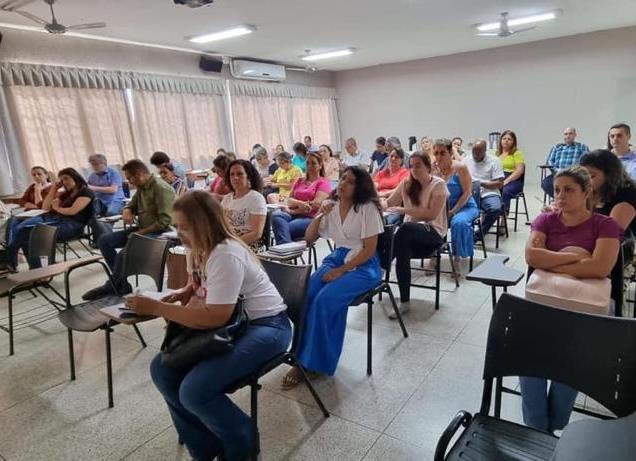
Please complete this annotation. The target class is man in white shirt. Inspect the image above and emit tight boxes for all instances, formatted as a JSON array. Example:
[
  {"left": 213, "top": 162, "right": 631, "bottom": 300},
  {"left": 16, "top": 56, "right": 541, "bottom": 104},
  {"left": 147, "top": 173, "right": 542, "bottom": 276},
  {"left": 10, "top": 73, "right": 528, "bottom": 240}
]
[
  {"left": 341, "top": 137, "right": 371, "bottom": 170},
  {"left": 463, "top": 139, "right": 504, "bottom": 235}
]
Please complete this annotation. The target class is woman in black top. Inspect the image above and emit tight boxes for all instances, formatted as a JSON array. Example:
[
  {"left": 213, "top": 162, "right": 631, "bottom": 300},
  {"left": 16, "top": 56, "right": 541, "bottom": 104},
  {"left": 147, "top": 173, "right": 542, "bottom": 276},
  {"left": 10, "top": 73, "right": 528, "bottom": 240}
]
[
  {"left": 580, "top": 149, "right": 636, "bottom": 236},
  {"left": 8, "top": 167, "right": 94, "bottom": 269}
]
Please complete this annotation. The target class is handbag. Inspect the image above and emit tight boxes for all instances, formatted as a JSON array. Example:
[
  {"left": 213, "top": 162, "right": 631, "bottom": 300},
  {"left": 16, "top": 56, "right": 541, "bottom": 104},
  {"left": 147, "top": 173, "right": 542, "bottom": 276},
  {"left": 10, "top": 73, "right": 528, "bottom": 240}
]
[
  {"left": 525, "top": 268, "right": 611, "bottom": 316},
  {"left": 160, "top": 296, "right": 249, "bottom": 369}
]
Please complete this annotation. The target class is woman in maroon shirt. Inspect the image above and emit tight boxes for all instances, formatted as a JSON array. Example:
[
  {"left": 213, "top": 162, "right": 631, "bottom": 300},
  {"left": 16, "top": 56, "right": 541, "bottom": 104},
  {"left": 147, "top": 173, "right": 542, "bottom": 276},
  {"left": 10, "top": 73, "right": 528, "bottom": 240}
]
[{"left": 19, "top": 166, "right": 52, "bottom": 210}]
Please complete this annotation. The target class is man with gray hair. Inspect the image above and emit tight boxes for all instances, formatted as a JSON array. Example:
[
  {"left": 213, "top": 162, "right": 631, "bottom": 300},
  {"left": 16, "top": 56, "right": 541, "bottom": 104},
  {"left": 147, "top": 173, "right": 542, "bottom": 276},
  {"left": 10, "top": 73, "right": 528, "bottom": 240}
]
[
  {"left": 87, "top": 153, "right": 125, "bottom": 217},
  {"left": 342, "top": 137, "right": 371, "bottom": 169},
  {"left": 541, "top": 127, "right": 589, "bottom": 199}
]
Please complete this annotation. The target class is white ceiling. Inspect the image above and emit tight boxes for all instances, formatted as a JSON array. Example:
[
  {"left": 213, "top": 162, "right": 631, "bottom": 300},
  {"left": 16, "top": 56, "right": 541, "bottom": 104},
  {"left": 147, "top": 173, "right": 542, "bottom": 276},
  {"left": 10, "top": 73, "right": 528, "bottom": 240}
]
[{"left": 1, "top": 0, "right": 635, "bottom": 71}]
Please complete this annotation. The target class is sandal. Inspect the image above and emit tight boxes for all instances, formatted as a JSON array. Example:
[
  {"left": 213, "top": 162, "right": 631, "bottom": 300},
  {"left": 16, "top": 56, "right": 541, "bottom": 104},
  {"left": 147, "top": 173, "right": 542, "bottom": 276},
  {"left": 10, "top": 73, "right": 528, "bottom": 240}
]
[{"left": 281, "top": 368, "right": 304, "bottom": 390}]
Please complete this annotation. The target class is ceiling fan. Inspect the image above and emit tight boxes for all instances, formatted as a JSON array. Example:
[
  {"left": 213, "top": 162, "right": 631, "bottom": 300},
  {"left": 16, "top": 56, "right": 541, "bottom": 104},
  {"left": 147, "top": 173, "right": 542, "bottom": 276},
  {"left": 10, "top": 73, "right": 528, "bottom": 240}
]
[
  {"left": 0, "top": 0, "right": 106, "bottom": 34},
  {"left": 476, "top": 12, "right": 535, "bottom": 37}
]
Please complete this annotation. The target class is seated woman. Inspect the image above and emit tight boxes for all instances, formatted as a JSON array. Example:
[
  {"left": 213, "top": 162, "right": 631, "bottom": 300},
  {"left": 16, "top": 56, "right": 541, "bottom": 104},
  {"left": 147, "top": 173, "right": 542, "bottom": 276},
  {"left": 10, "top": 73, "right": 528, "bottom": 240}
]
[
  {"left": 252, "top": 146, "right": 278, "bottom": 179},
  {"left": 524, "top": 166, "right": 620, "bottom": 433},
  {"left": 282, "top": 166, "right": 384, "bottom": 387},
  {"left": 221, "top": 160, "right": 267, "bottom": 252},
  {"left": 7, "top": 166, "right": 52, "bottom": 249},
  {"left": 271, "top": 152, "right": 331, "bottom": 244},
  {"left": 8, "top": 168, "right": 94, "bottom": 270},
  {"left": 374, "top": 147, "right": 410, "bottom": 225},
  {"left": 126, "top": 191, "right": 291, "bottom": 461},
  {"left": 266, "top": 152, "right": 304, "bottom": 204},
  {"left": 384, "top": 152, "right": 449, "bottom": 317},
  {"left": 158, "top": 163, "right": 188, "bottom": 197},
  {"left": 432, "top": 138, "right": 479, "bottom": 275},
  {"left": 496, "top": 129, "right": 526, "bottom": 212},
  {"left": 319, "top": 144, "right": 340, "bottom": 185},
  {"left": 580, "top": 149, "right": 636, "bottom": 237},
  {"left": 209, "top": 155, "right": 231, "bottom": 201}
]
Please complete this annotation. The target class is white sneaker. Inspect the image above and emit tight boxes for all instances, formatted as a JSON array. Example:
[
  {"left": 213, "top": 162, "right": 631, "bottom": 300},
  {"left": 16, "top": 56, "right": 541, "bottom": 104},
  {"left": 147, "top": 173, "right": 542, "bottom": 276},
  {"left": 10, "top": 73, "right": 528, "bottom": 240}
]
[{"left": 388, "top": 302, "right": 410, "bottom": 320}]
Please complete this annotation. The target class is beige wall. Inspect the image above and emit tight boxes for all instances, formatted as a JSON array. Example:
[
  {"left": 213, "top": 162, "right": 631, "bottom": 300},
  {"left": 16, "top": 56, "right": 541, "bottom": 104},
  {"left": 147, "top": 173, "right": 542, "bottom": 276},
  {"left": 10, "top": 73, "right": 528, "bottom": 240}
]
[
  {"left": 335, "top": 26, "right": 636, "bottom": 187},
  {"left": 0, "top": 28, "right": 335, "bottom": 87}
]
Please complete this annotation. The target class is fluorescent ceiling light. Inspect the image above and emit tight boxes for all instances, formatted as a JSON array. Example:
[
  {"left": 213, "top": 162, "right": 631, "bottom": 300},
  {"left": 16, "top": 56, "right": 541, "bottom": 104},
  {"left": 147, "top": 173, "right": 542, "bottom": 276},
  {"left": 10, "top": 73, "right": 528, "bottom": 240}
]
[
  {"left": 301, "top": 48, "right": 355, "bottom": 62},
  {"left": 189, "top": 25, "right": 255, "bottom": 44},
  {"left": 477, "top": 11, "right": 560, "bottom": 31}
]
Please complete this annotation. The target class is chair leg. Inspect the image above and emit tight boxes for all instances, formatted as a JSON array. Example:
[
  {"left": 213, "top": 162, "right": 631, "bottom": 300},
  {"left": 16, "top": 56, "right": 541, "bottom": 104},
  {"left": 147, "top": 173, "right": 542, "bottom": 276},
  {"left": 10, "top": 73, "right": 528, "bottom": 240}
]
[
  {"left": 479, "top": 222, "right": 487, "bottom": 259},
  {"left": 494, "top": 377, "right": 503, "bottom": 418},
  {"left": 250, "top": 382, "right": 260, "bottom": 461},
  {"left": 105, "top": 327, "right": 114, "bottom": 408},
  {"left": 132, "top": 324, "right": 147, "bottom": 347},
  {"left": 294, "top": 363, "right": 329, "bottom": 417},
  {"left": 367, "top": 299, "right": 373, "bottom": 375},
  {"left": 495, "top": 215, "right": 500, "bottom": 249},
  {"left": 522, "top": 193, "right": 531, "bottom": 224},
  {"left": 8, "top": 293, "right": 14, "bottom": 356},
  {"left": 67, "top": 329, "right": 76, "bottom": 380},
  {"left": 435, "top": 252, "right": 442, "bottom": 310},
  {"left": 447, "top": 250, "right": 460, "bottom": 289},
  {"left": 514, "top": 196, "right": 520, "bottom": 232},
  {"left": 386, "top": 285, "right": 408, "bottom": 338},
  {"left": 311, "top": 245, "right": 318, "bottom": 272}
]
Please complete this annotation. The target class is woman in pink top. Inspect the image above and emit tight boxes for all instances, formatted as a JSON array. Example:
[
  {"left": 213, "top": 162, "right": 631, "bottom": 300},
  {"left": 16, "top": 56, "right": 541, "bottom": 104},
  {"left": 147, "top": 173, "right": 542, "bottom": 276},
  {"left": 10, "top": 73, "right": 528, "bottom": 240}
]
[
  {"left": 271, "top": 152, "right": 332, "bottom": 244},
  {"left": 523, "top": 166, "right": 620, "bottom": 434},
  {"left": 373, "top": 148, "right": 410, "bottom": 197},
  {"left": 382, "top": 152, "right": 449, "bottom": 316}
]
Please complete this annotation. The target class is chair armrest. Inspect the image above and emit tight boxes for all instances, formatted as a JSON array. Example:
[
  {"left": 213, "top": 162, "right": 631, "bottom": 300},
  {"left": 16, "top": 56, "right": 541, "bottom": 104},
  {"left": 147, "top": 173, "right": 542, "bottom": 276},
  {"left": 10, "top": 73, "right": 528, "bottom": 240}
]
[
  {"left": 434, "top": 410, "right": 472, "bottom": 461},
  {"left": 63, "top": 259, "right": 115, "bottom": 308}
]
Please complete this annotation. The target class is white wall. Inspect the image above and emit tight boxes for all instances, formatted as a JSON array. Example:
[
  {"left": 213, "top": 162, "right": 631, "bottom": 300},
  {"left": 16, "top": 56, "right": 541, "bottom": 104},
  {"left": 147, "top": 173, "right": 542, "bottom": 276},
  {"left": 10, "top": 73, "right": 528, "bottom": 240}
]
[
  {"left": 0, "top": 28, "right": 335, "bottom": 87},
  {"left": 335, "top": 26, "right": 636, "bottom": 187}
]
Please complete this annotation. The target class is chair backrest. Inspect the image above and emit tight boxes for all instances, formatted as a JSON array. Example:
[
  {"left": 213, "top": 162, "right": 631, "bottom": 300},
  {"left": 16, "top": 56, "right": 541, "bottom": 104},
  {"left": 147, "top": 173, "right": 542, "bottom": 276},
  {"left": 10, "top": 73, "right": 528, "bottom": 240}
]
[
  {"left": 28, "top": 224, "right": 58, "bottom": 265},
  {"left": 471, "top": 180, "right": 481, "bottom": 208},
  {"left": 262, "top": 210, "right": 273, "bottom": 249},
  {"left": 481, "top": 293, "right": 636, "bottom": 418},
  {"left": 261, "top": 259, "right": 311, "bottom": 352},
  {"left": 377, "top": 224, "right": 397, "bottom": 280},
  {"left": 121, "top": 234, "right": 170, "bottom": 291}
]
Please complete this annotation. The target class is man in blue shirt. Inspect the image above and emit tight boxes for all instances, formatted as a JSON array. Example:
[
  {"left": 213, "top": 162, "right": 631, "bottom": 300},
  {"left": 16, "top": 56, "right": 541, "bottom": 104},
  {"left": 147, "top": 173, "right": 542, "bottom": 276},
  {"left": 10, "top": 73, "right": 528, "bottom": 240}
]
[
  {"left": 608, "top": 123, "right": 636, "bottom": 180},
  {"left": 541, "top": 128, "right": 589, "bottom": 199},
  {"left": 87, "top": 154, "right": 125, "bottom": 216}
]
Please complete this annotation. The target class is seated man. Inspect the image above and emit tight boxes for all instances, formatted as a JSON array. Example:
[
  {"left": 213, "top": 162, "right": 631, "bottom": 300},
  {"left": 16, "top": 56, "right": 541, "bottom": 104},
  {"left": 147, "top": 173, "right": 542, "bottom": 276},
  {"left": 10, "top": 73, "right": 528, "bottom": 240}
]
[
  {"left": 541, "top": 127, "right": 588, "bottom": 199},
  {"left": 87, "top": 154, "right": 125, "bottom": 217},
  {"left": 464, "top": 139, "right": 505, "bottom": 235},
  {"left": 82, "top": 159, "right": 176, "bottom": 300}
]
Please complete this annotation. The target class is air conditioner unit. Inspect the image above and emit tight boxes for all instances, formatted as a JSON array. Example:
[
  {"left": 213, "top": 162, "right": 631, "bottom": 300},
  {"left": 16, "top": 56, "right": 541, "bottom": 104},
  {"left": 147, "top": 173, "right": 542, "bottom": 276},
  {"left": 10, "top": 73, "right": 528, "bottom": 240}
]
[{"left": 230, "top": 59, "right": 286, "bottom": 82}]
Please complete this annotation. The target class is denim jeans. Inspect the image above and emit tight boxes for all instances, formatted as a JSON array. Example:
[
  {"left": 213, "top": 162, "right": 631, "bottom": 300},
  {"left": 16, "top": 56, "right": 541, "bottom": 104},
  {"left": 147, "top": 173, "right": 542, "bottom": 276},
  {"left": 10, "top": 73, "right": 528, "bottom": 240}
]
[
  {"left": 8, "top": 214, "right": 84, "bottom": 269},
  {"left": 480, "top": 194, "right": 503, "bottom": 235},
  {"left": 519, "top": 377, "right": 578, "bottom": 433},
  {"left": 95, "top": 198, "right": 124, "bottom": 217},
  {"left": 150, "top": 312, "right": 292, "bottom": 461},
  {"left": 502, "top": 175, "right": 524, "bottom": 213},
  {"left": 271, "top": 210, "right": 312, "bottom": 245},
  {"left": 541, "top": 174, "right": 555, "bottom": 199}
]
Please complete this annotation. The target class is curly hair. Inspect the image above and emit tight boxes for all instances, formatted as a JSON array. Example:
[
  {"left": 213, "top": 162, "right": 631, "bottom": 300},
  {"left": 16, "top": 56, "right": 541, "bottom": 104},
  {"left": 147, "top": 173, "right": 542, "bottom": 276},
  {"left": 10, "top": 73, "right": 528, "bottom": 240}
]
[{"left": 225, "top": 159, "right": 263, "bottom": 193}]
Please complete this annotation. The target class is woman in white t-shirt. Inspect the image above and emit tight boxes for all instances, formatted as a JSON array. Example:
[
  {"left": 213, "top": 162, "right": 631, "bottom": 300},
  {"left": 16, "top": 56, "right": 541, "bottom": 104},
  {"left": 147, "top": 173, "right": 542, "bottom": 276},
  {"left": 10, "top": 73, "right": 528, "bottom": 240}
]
[
  {"left": 282, "top": 166, "right": 385, "bottom": 388},
  {"left": 126, "top": 191, "right": 290, "bottom": 461},
  {"left": 221, "top": 159, "right": 267, "bottom": 252},
  {"left": 383, "top": 152, "right": 449, "bottom": 317}
]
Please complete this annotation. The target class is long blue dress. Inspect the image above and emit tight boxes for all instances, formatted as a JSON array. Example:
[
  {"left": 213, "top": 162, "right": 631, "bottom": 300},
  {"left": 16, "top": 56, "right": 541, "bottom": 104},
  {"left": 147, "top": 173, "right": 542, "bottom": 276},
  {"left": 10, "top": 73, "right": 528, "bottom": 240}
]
[{"left": 447, "top": 174, "right": 479, "bottom": 258}]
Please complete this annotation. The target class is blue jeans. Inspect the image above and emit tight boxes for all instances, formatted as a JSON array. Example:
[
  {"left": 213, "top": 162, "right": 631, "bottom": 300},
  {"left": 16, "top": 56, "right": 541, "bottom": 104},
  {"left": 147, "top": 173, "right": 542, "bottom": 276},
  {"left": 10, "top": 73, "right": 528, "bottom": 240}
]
[
  {"left": 519, "top": 377, "right": 578, "bottom": 432},
  {"left": 271, "top": 210, "right": 312, "bottom": 245},
  {"left": 450, "top": 204, "right": 479, "bottom": 258},
  {"left": 298, "top": 247, "right": 381, "bottom": 375},
  {"left": 8, "top": 215, "right": 84, "bottom": 269},
  {"left": 480, "top": 194, "right": 503, "bottom": 235},
  {"left": 95, "top": 198, "right": 124, "bottom": 217},
  {"left": 541, "top": 174, "right": 555, "bottom": 199},
  {"left": 150, "top": 312, "right": 292, "bottom": 461},
  {"left": 502, "top": 175, "right": 524, "bottom": 213}
]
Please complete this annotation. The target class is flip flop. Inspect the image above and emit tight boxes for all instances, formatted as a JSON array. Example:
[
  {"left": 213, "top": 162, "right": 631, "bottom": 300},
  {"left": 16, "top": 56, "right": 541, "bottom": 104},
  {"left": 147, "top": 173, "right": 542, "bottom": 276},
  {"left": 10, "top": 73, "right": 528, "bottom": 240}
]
[{"left": 281, "top": 370, "right": 304, "bottom": 390}]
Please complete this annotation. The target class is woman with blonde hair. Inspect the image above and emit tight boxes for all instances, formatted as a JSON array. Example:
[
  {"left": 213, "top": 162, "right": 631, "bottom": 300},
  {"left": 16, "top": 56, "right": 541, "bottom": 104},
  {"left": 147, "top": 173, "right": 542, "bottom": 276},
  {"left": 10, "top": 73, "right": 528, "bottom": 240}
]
[{"left": 127, "top": 190, "right": 291, "bottom": 461}]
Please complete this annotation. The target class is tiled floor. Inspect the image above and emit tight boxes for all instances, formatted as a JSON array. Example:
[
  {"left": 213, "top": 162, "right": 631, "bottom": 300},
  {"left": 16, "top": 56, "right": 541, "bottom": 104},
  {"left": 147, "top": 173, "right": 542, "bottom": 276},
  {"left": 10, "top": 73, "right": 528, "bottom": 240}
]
[{"left": 0, "top": 195, "right": 603, "bottom": 460}]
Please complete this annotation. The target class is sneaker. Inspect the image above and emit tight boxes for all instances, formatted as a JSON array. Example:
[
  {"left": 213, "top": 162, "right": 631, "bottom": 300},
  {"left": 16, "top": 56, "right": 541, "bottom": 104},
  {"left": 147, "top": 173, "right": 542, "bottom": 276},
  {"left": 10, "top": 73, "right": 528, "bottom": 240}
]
[
  {"left": 388, "top": 302, "right": 410, "bottom": 320},
  {"left": 82, "top": 283, "right": 115, "bottom": 301}
]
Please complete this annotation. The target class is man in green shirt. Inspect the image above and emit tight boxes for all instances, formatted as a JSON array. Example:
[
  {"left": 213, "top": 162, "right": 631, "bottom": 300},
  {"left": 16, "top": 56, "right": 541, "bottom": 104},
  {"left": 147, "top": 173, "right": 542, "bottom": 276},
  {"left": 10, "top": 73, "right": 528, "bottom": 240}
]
[{"left": 83, "top": 159, "right": 176, "bottom": 300}]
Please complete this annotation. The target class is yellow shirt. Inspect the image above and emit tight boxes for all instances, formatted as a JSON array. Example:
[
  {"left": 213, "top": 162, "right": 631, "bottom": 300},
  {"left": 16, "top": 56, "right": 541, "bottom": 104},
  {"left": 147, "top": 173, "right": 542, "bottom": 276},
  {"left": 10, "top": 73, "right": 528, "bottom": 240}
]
[
  {"left": 498, "top": 149, "right": 525, "bottom": 173},
  {"left": 272, "top": 165, "right": 303, "bottom": 197}
]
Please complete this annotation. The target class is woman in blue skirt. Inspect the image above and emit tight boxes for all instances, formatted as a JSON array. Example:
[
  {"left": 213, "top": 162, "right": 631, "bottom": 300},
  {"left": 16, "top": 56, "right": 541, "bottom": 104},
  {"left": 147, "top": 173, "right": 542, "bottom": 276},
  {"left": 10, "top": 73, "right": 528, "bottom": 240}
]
[{"left": 282, "top": 166, "right": 384, "bottom": 388}]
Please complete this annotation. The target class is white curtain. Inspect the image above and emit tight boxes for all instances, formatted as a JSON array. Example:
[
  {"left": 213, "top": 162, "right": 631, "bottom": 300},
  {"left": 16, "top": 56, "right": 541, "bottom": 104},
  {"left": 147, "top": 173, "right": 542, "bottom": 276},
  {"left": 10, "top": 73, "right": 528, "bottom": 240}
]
[
  {"left": 131, "top": 90, "right": 230, "bottom": 169},
  {"left": 291, "top": 98, "right": 341, "bottom": 150},
  {"left": 8, "top": 85, "right": 134, "bottom": 174}
]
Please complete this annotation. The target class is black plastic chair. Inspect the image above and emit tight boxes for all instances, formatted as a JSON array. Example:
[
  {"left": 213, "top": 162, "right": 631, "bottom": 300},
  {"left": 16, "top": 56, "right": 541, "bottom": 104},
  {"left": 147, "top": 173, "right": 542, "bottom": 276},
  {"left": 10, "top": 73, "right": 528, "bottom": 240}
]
[
  {"left": 350, "top": 224, "right": 408, "bottom": 375},
  {"left": 508, "top": 188, "right": 531, "bottom": 232},
  {"left": 225, "top": 260, "right": 329, "bottom": 461},
  {"left": 58, "top": 233, "right": 171, "bottom": 407},
  {"left": 434, "top": 293, "right": 636, "bottom": 461},
  {"left": 469, "top": 180, "right": 488, "bottom": 271}
]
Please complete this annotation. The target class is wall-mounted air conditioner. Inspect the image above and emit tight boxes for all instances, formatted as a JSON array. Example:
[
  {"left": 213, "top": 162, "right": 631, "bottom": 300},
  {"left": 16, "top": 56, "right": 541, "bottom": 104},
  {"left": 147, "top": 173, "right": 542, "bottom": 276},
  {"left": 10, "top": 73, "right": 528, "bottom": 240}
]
[{"left": 230, "top": 59, "right": 286, "bottom": 82}]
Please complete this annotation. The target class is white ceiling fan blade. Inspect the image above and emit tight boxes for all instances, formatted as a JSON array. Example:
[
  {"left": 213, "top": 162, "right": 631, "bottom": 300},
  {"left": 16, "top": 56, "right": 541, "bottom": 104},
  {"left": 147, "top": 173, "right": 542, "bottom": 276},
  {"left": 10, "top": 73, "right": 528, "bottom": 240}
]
[
  {"left": 66, "top": 22, "right": 106, "bottom": 30},
  {"left": 476, "top": 32, "right": 500, "bottom": 36},
  {"left": 510, "top": 26, "right": 536, "bottom": 34},
  {"left": 0, "top": 0, "right": 37, "bottom": 11},
  {"left": 15, "top": 9, "right": 48, "bottom": 24}
]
